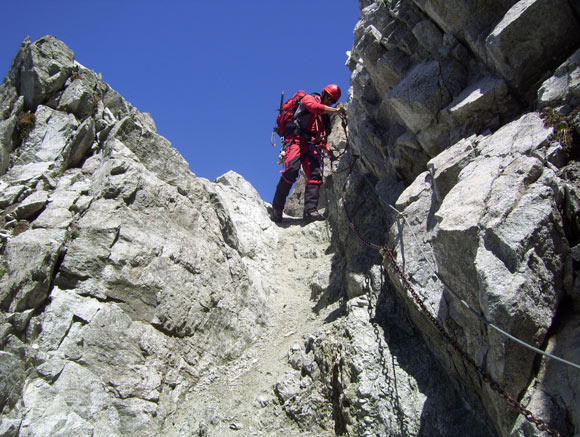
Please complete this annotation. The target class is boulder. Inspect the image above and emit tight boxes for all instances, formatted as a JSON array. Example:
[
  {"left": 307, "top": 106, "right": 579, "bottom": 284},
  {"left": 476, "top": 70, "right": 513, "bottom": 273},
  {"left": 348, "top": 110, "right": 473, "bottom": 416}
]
[
  {"left": 486, "top": 0, "right": 580, "bottom": 97},
  {"left": 538, "top": 49, "right": 580, "bottom": 108},
  {"left": 16, "top": 36, "right": 75, "bottom": 110},
  {"left": 0, "top": 228, "right": 66, "bottom": 313},
  {"left": 386, "top": 60, "right": 465, "bottom": 133}
]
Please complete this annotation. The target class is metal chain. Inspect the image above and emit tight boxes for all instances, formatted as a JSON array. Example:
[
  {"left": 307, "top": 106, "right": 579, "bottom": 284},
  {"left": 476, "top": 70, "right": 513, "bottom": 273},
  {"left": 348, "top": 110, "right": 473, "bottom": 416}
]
[
  {"left": 326, "top": 114, "right": 356, "bottom": 175},
  {"left": 365, "top": 269, "right": 412, "bottom": 435},
  {"left": 332, "top": 115, "right": 351, "bottom": 161},
  {"left": 380, "top": 245, "right": 560, "bottom": 436},
  {"left": 340, "top": 161, "right": 561, "bottom": 437}
]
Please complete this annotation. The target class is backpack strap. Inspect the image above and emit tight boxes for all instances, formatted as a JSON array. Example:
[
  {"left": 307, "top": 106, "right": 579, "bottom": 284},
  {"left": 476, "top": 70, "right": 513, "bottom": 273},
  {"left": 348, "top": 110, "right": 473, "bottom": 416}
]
[{"left": 293, "top": 93, "right": 321, "bottom": 141}]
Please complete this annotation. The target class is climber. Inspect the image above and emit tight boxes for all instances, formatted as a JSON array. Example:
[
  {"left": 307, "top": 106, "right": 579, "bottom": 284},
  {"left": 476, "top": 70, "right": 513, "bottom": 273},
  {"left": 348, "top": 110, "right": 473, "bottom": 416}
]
[{"left": 271, "top": 84, "right": 346, "bottom": 224}]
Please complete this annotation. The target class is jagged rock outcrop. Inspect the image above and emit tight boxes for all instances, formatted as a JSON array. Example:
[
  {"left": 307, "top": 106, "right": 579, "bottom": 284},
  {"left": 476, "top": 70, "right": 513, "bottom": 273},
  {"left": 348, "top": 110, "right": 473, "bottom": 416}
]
[
  {"left": 295, "top": 0, "right": 580, "bottom": 436},
  {"left": 1, "top": 0, "right": 580, "bottom": 434},
  {"left": 0, "top": 36, "right": 287, "bottom": 436}
]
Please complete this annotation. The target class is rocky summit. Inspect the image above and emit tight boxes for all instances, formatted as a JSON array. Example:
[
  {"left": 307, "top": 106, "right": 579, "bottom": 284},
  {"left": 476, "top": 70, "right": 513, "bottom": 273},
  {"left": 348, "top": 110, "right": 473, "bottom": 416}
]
[{"left": 1, "top": 1, "right": 580, "bottom": 436}]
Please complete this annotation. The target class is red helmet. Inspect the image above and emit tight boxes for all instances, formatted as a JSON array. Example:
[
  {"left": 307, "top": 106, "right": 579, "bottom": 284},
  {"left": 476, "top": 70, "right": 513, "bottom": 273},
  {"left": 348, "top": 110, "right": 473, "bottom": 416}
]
[{"left": 322, "top": 84, "right": 341, "bottom": 102}]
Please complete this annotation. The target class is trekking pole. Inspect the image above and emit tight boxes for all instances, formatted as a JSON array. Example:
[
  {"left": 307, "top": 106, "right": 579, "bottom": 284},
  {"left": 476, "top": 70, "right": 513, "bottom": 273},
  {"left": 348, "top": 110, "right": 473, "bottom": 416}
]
[
  {"left": 272, "top": 91, "right": 285, "bottom": 148},
  {"left": 279, "top": 91, "right": 285, "bottom": 114}
]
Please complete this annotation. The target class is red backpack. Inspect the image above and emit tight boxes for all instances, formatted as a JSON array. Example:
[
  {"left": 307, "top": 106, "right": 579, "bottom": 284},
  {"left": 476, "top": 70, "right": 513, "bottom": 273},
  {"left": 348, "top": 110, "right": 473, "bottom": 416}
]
[{"left": 274, "top": 90, "right": 307, "bottom": 139}]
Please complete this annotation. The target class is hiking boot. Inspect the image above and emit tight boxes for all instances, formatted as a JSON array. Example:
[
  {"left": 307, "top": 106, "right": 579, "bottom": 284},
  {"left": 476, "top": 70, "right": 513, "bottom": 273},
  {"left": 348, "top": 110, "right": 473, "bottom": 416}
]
[
  {"left": 271, "top": 208, "right": 283, "bottom": 223},
  {"left": 303, "top": 210, "right": 325, "bottom": 223}
]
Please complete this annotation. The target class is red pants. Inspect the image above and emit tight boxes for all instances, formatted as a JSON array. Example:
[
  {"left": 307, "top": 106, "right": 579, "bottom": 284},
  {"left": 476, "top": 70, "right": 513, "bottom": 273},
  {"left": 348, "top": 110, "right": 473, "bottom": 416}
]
[
  {"left": 280, "top": 142, "right": 323, "bottom": 185},
  {"left": 272, "top": 142, "right": 323, "bottom": 215}
]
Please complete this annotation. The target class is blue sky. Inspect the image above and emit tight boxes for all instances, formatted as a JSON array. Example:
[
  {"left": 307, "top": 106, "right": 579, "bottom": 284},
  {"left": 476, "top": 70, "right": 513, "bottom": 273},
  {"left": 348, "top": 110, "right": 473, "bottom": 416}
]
[{"left": 0, "top": 1, "right": 360, "bottom": 202}]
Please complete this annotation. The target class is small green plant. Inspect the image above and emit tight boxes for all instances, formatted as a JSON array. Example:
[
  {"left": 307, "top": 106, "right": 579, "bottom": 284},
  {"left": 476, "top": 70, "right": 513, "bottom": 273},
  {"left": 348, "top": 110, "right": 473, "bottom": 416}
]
[
  {"left": 69, "top": 225, "right": 80, "bottom": 240},
  {"left": 11, "top": 221, "right": 29, "bottom": 236},
  {"left": 0, "top": 263, "right": 7, "bottom": 280},
  {"left": 91, "top": 95, "right": 100, "bottom": 116},
  {"left": 13, "top": 111, "right": 36, "bottom": 147},
  {"left": 70, "top": 71, "right": 83, "bottom": 82},
  {"left": 541, "top": 107, "right": 579, "bottom": 150}
]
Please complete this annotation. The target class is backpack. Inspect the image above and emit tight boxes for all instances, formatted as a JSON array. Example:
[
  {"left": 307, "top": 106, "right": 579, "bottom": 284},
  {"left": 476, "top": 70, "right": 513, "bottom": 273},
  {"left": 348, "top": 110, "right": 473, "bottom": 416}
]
[{"left": 274, "top": 90, "right": 306, "bottom": 139}]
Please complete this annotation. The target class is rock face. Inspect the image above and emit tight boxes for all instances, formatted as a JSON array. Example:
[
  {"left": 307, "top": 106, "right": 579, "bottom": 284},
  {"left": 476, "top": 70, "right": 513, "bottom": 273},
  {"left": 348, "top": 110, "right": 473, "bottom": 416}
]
[
  {"left": 0, "top": 36, "right": 284, "bottom": 436},
  {"left": 1, "top": 0, "right": 580, "bottom": 434},
  {"left": 313, "top": 0, "right": 580, "bottom": 436}
]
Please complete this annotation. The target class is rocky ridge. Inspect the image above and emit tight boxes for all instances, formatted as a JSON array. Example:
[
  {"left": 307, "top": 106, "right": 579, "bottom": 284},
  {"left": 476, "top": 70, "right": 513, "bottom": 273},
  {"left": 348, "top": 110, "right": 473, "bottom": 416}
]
[
  {"left": 307, "top": 0, "right": 580, "bottom": 436},
  {"left": 0, "top": 36, "right": 316, "bottom": 436},
  {"left": 1, "top": 0, "right": 580, "bottom": 435}
]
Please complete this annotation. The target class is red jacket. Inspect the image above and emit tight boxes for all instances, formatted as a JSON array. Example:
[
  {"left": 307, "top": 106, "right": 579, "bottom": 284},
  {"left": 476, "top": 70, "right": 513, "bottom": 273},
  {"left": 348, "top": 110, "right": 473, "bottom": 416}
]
[{"left": 286, "top": 94, "right": 330, "bottom": 149}]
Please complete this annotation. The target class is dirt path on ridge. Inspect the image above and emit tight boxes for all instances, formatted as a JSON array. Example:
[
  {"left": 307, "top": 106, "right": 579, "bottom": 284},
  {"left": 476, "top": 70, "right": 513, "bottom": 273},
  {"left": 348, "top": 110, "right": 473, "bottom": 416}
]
[{"left": 163, "top": 218, "right": 338, "bottom": 436}]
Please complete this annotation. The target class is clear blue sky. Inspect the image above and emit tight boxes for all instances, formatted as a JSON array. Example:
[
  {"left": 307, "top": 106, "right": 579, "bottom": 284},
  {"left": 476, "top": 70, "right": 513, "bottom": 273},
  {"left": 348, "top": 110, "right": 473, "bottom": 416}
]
[{"left": 0, "top": 1, "right": 360, "bottom": 202}]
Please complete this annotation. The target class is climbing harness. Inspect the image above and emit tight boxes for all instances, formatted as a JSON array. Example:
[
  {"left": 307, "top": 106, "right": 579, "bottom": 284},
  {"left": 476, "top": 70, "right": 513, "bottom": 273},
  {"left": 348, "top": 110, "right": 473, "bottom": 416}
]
[{"left": 338, "top": 150, "right": 568, "bottom": 436}]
